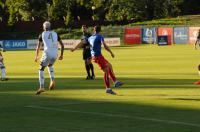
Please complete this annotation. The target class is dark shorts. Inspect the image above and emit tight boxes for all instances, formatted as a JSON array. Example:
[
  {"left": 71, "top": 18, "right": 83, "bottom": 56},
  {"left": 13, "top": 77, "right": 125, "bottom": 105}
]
[
  {"left": 83, "top": 49, "right": 91, "bottom": 60},
  {"left": 92, "top": 55, "right": 109, "bottom": 70}
]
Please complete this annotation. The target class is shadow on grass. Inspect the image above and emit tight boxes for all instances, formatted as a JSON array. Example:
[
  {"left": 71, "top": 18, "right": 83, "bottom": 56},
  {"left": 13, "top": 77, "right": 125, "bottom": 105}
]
[
  {"left": 1, "top": 77, "right": 200, "bottom": 131},
  {"left": 0, "top": 77, "right": 199, "bottom": 92},
  {"left": 0, "top": 90, "right": 200, "bottom": 132}
]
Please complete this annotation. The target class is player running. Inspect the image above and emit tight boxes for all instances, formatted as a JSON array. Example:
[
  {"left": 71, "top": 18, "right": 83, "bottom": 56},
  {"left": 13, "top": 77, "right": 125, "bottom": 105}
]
[
  {"left": 34, "top": 21, "right": 64, "bottom": 95},
  {"left": 81, "top": 25, "right": 95, "bottom": 80},
  {"left": 194, "top": 30, "right": 200, "bottom": 84},
  {"left": 194, "top": 29, "right": 200, "bottom": 50},
  {"left": 0, "top": 44, "right": 8, "bottom": 81},
  {"left": 71, "top": 25, "right": 123, "bottom": 95}
]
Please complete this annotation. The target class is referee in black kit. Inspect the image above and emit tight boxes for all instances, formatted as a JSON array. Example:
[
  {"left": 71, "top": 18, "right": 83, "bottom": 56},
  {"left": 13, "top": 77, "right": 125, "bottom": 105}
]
[{"left": 81, "top": 25, "right": 95, "bottom": 80}]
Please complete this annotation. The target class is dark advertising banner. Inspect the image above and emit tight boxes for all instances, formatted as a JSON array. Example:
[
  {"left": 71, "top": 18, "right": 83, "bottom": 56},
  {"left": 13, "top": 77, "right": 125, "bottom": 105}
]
[
  {"left": 157, "top": 27, "right": 173, "bottom": 45},
  {"left": 173, "top": 27, "right": 188, "bottom": 44},
  {"left": 124, "top": 27, "right": 141, "bottom": 44},
  {"left": 189, "top": 27, "right": 200, "bottom": 44},
  {"left": 158, "top": 36, "right": 168, "bottom": 45},
  {"left": 3, "top": 40, "right": 27, "bottom": 49},
  {"left": 142, "top": 27, "right": 157, "bottom": 44}
]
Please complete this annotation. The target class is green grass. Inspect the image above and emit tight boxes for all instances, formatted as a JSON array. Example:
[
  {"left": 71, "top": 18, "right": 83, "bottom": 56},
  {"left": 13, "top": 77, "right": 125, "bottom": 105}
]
[{"left": 1, "top": 44, "right": 200, "bottom": 132}]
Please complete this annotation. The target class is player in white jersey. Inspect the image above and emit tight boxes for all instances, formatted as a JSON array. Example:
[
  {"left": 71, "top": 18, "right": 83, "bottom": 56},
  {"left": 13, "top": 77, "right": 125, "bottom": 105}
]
[
  {"left": 34, "top": 21, "right": 64, "bottom": 95},
  {"left": 0, "top": 45, "right": 8, "bottom": 81}
]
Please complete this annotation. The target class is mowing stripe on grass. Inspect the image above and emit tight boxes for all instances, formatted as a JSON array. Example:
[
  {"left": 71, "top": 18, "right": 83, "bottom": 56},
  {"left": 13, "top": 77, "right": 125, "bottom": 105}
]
[{"left": 26, "top": 105, "right": 200, "bottom": 128}]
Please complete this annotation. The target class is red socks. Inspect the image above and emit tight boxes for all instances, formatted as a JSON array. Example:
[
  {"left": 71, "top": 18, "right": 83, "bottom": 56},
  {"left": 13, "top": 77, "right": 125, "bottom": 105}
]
[
  {"left": 108, "top": 68, "right": 116, "bottom": 82},
  {"left": 104, "top": 72, "right": 110, "bottom": 88}
]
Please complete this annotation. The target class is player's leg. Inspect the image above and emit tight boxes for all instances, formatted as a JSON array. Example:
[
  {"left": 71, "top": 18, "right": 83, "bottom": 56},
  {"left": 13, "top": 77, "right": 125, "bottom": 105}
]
[
  {"left": 107, "top": 62, "right": 116, "bottom": 82},
  {"left": 103, "top": 67, "right": 116, "bottom": 95},
  {"left": 85, "top": 60, "right": 91, "bottom": 79},
  {"left": 87, "top": 58, "right": 95, "bottom": 79},
  {"left": 97, "top": 56, "right": 116, "bottom": 94},
  {"left": 48, "top": 58, "right": 56, "bottom": 90},
  {"left": 0, "top": 62, "right": 8, "bottom": 81},
  {"left": 103, "top": 67, "right": 110, "bottom": 88},
  {"left": 36, "top": 64, "right": 46, "bottom": 95},
  {"left": 103, "top": 58, "right": 123, "bottom": 88},
  {"left": 194, "top": 64, "right": 200, "bottom": 84},
  {"left": 83, "top": 52, "right": 90, "bottom": 79},
  {"left": 36, "top": 54, "right": 48, "bottom": 95}
]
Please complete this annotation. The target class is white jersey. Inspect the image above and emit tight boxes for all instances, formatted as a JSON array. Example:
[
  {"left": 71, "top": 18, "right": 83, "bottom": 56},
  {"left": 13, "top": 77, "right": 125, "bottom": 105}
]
[{"left": 41, "top": 31, "right": 59, "bottom": 57}]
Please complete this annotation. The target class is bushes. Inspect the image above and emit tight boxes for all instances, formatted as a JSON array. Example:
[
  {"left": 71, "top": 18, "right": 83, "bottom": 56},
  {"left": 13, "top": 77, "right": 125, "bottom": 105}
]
[{"left": 129, "top": 17, "right": 190, "bottom": 26}]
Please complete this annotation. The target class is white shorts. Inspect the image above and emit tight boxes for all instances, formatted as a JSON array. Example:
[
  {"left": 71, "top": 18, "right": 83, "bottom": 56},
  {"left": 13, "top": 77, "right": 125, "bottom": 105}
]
[
  {"left": 40, "top": 53, "right": 57, "bottom": 67},
  {"left": 0, "top": 56, "right": 4, "bottom": 67},
  {"left": 0, "top": 61, "right": 4, "bottom": 68}
]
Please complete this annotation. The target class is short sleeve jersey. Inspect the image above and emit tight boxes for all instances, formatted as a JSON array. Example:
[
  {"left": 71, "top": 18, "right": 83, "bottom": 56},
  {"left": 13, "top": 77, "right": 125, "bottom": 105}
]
[
  {"left": 81, "top": 32, "right": 91, "bottom": 51},
  {"left": 197, "top": 32, "right": 200, "bottom": 39},
  {"left": 38, "top": 31, "right": 61, "bottom": 55},
  {"left": 88, "top": 34, "right": 104, "bottom": 57}
]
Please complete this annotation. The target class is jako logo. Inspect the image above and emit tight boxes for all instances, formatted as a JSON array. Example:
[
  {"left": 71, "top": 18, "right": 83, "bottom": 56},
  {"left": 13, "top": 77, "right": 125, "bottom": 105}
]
[{"left": 12, "top": 41, "right": 26, "bottom": 47}]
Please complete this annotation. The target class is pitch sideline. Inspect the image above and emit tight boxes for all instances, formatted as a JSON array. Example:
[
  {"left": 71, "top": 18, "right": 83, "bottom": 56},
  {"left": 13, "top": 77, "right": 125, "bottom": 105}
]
[{"left": 25, "top": 105, "right": 200, "bottom": 128}]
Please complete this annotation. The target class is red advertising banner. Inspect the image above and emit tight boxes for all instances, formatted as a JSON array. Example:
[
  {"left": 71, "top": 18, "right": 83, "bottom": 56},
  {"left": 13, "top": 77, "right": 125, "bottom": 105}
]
[
  {"left": 157, "top": 27, "right": 173, "bottom": 45},
  {"left": 189, "top": 27, "right": 200, "bottom": 44},
  {"left": 124, "top": 27, "right": 141, "bottom": 44}
]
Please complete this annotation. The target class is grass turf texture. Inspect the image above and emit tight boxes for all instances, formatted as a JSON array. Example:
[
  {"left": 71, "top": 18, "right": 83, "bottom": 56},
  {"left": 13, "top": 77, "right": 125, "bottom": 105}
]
[{"left": 1, "top": 44, "right": 200, "bottom": 132}]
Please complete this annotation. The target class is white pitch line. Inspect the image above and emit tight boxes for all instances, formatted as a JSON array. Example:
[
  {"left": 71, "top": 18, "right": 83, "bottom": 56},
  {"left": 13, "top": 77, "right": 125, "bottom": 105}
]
[{"left": 25, "top": 105, "right": 200, "bottom": 128}]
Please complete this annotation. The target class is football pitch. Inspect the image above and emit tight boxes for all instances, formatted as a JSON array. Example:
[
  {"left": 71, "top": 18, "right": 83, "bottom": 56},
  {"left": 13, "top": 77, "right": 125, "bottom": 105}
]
[{"left": 1, "top": 44, "right": 200, "bottom": 132}]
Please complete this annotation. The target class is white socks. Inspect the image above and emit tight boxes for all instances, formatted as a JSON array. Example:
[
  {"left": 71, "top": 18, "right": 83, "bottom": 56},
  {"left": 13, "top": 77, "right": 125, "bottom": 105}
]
[
  {"left": 1, "top": 68, "right": 6, "bottom": 79},
  {"left": 39, "top": 70, "right": 44, "bottom": 88},
  {"left": 48, "top": 66, "right": 54, "bottom": 82}
]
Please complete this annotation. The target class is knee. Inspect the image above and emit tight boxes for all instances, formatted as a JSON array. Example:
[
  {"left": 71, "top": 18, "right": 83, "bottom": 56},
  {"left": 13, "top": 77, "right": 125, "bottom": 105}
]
[
  {"left": 39, "top": 66, "right": 46, "bottom": 71},
  {"left": 48, "top": 64, "right": 53, "bottom": 67},
  {"left": 107, "top": 63, "right": 112, "bottom": 69},
  {"left": 103, "top": 67, "right": 109, "bottom": 73}
]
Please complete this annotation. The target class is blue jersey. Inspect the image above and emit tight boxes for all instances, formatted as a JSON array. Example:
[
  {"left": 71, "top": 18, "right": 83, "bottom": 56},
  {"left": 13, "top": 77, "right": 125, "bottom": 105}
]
[{"left": 88, "top": 33, "right": 104, "bottom": 57}]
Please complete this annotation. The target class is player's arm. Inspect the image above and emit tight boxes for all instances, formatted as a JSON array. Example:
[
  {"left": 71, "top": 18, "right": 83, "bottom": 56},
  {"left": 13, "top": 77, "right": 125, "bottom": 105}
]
[
  {"left": 35, "top": 35, "right": 42, "bottom": 62},
  {"left": 195, "top": 34, "right": 200, "bottom": 50},
  {"left": 70, "top": 40, "right": 85, "bottom": 52},
  {"left": 58, "top": 39, "right": 64, "bottom": 60},
  {"left": 0, "top": 52, "right": 4, "bottom": 64},
  {"left": 102, "top": 41, "right": 115, "bottom": 58},
  {"left": 0, "top": 52, "right": 2, "bottom": 58},
  {"left": 194, "top": 40, "right": 198, "bottom": 50},
  {"left": 0, "top": 45, "right": 5, "bottom": 52}
]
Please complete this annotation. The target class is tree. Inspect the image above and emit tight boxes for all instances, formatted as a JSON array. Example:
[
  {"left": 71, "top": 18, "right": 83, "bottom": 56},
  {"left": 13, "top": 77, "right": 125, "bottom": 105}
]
[
  {"left": 106, "top": 0, "right": 139, "bottom": 22},
  {"left": 0, "top": 0, "right": 6, "bottom": 22},
  {"left": 6, "top": 0, "right": 31, "bottom": 25},
  {"left": 28, "top": 0, "right": 49, "bottom": 20}
]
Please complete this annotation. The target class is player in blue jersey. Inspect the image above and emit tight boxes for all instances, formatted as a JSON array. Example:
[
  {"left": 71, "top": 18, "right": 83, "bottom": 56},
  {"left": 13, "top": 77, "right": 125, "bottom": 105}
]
[{"left": 71, "top": 25, "right": 123, "bottom": 94}]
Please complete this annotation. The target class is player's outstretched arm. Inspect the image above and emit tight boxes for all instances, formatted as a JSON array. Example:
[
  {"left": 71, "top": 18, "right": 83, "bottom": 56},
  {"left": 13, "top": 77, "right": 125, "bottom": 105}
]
[
  {"left": 70, "top": 41, "right": 85, "bottom": 52},
  {"left": 58, "top": 40, "right": 64, "bottom": 60},
  {"left": 0, "top": 46, "right": 5, "bottom": 52},
  {"left": 102, "top": 41, "right": 114, "bottom": 58},
  {"left": 35, "top": 41, "right": 42, "bottom": 62}
]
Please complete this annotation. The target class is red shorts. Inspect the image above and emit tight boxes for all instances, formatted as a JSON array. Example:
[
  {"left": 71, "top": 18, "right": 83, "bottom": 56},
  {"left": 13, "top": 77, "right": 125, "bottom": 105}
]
[{"left": 92, "top": 55, "right": 109, "bottom": 70}]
